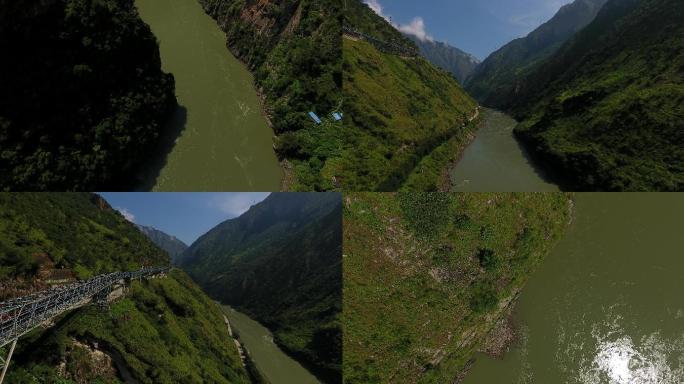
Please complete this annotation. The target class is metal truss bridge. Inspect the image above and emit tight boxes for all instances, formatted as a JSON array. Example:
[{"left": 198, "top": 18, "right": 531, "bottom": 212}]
[{"left": 0, "top": 266, "right": 170, "bottom": 383}]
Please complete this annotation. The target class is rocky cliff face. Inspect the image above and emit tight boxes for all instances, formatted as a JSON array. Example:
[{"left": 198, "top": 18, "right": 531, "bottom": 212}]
[
  {"left": 406, "top": 35, "right": 480, "bottom": 84},
  {"left": 137, "top": 224, "right": 188, "bottom": 264},
  {"left": 201, "top": 0, "right": 301, "bottom": 66}
]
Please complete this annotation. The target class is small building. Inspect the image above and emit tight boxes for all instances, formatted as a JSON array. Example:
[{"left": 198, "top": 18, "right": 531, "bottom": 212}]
[{"left": 308, "top": 112, "right": 322, "bottom": 124}]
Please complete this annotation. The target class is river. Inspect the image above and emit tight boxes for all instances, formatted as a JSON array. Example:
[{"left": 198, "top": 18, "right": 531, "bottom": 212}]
[
  {"left": 449, "top": 109, "right": 558, "bottom": 192},
  {"left": 222, "top": 306, "right": 320, "bottom": 384},
  {"left": 135, "top": 0, "right": 282, "bottom": 191},
  {"left": 462, "top": 193, "right": 684, "bottom": 383}
]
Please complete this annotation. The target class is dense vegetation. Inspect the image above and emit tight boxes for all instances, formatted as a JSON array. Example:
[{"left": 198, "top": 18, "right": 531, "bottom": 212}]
[
  {"left": 0, "top": 193, "right": 249, "bottom": 383},
  {"left": 406, "top": 35, "right": 480, "bottom": 84},
  {"left": 341, "top": 0, "right": 478, "bottom": 191},
  {"left": 343, "top": 193, "right": 571, "bottom": 383},
  {"left": 137, "top": 224, "right": 188, "bottom": 264},
  {"left": 198, "top": 0, "right": 342, "bottom": 190},
  {"left": 512, "top": 0, "right": 684, "bottom": 190},
  {"left": 181, "top": 193, "right": 342, "bottom": 383},
  {"left": 465, "top": 0, "right": 607, "bottom": 108},
  {"left": 0, "top": 193, "right": 166, "bottom": 284},
  {"left": 0, "top": 0, "right": 176, "bottom": 191}
]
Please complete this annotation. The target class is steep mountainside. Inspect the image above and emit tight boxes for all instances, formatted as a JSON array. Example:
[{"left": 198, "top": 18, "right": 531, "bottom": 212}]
[
  {"left": 465, "top": 0, "right": 608, "bottom": 108},
  {"left": 197, "top": 0, "right": 342, "bottom": 190},
  {"left": 137, "top": 224, "right": 188, "bottom": 264},
  {"left": 0, "top": 193, "right": 249, "bottom": 384},
  {"left": 407, "top": 35, "right": 479, "bottom": 84},
  {"left": 341, "top": 0, "right": 479, "bottom": 191},
  {"left": 343, "top": 193, "right": 572, "bottom": 383},
  {"left": 181, "top": 192, "right": 342, "bottom": 383},
  {"left": 0, "top": 0, "right": 176, "bottom": 191},
  {"left": 512, "top": 0, "right": 684, "bottom": 191}
]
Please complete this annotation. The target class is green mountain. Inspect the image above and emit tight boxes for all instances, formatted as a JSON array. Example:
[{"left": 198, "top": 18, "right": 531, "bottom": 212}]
[
  {"left": 406, "top": 35, "right": 480, "bottom": 84},
  {"left": 512, "top": 0, "right": 684, "bottom": 191},
  {"left": 137, "top": 224, "right": 188, "bottom": 264},
  {"left": 343, "top": 193, "right": 572, "bottom": 383},
  {"left": 341, "top": 0, "right": 479, "bottom": 191},
  {"left": 181, "top": 192, "right": 342, "bottom": 383},
  {"left": 0, "top": 0, "right": 176, "bottom": 191},
  {"left": 197, "top": 0, "right": 342, "bottom": 190},
  {"left": 465, "top": 0, "right": 608, "bottom": 108},
  {"left": 0, "top": 193, "right": 249, "bottom": 384}
]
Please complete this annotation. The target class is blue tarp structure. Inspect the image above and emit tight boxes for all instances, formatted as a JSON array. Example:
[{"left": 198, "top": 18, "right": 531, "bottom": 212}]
[
  {"left": 332, "top": 112, "right": 343, "bottom": 121},
  {"left": 308, "top": 111, "right": 322, "bottom": 124}
]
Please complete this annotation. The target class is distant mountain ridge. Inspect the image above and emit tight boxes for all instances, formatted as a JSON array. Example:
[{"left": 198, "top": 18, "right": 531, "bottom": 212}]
[
  {"left": 136, "top": 224, "right": 188, "bottom": 264},
  {"left": 180, "top": 192, "right": 342, "bottom": 383},
  {"left": 465, "top": 0, "right": 609, "bottom": 107},
  {"left": 406, "top": 34, "right": 479, "bottom": 84}
]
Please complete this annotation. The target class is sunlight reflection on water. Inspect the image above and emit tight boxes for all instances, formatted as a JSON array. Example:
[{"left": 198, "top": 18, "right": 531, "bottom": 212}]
[{"left": 574, "top": 313, "right": 684, "bottom": 384}]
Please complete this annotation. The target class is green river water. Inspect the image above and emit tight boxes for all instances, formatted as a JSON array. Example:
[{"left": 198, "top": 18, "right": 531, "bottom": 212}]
[
  {"left": 222, "top": 306, "right": 320, "bottom": 384},
  {"left": 463, "top": 193, "right": 684, "bottom": 383},
  {"left": 450, "top": 109, "right": 559, "bottom": 192},
  {"left": 135, "top": 0, "right": 282, "bottom": 191}
]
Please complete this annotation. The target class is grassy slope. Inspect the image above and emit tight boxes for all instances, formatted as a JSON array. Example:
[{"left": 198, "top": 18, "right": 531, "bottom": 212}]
[
  {"left": 198, "top": 0, "right": 342, "bottom": 191},
  {"left": 0, "top": 193, "right": 249, "bottom": 384},
  {"left": 342, "top": 39, "right": 477, "bottom": 191},
  {"left": 343, "top": 193, "right": 571, "bottom": 383},
  {"left": 11, "top": 270, "right": 249, "bottom": 384},
  {"left": 341, "top": 0, "right": 478, "bottom": 191},
  {"left": 512, "top": 0, "right": 684, "bottom": 191}
]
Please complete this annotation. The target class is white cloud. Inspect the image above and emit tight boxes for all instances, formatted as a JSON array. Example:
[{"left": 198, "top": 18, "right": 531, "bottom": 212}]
[
  {"left": 364, "top": 0, "right": 390, "bottom": 21},
  {"left": 363, "top": 1, "right": 433, "bottom": 42},
  {"left": 212, "top": 193, "right": 270, "bottom": 217},
  {"left": 116, "top": 207, "right": 135, "bottom": 223},
  {"left": 397, "top": 17, "right": 433, "bottom": 42}
]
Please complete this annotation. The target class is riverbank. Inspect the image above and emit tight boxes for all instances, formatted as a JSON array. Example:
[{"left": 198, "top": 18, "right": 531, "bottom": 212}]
[
  {"left": 401, "top": 107, "right": 482, "bottom": 191},
  {"left": 221, "top": 306, "right": 320, "bottom": 384},
  {"left": 462, "top": 193, "right": 684, "bottom": 383}
]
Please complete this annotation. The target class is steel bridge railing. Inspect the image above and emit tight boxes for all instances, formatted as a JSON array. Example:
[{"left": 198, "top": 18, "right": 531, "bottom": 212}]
[
  {"left": 343, "top": 25, "right": 419, "bottom": 57},
  {"left": 0, "top": 266, "right": 170, "bottom": 348}
]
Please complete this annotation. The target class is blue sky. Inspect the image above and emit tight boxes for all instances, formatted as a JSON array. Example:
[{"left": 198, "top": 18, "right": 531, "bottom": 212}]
[
  {"left": 363, "top": 0, "right": 573, "bottom": 60},
  {"left": 98, "top": 193, "right": 270, "bottom": 245}
]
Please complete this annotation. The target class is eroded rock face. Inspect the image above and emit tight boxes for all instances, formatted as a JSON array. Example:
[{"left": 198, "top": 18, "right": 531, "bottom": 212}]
[
  {"left": 201, "top": 0, "right": 304, "bottom": 63},
  {"left": 59, "top": 339, "right": 119, "bottom": 384}
]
